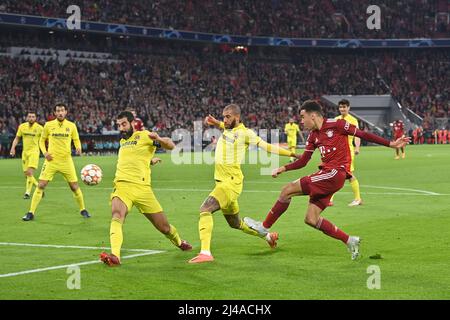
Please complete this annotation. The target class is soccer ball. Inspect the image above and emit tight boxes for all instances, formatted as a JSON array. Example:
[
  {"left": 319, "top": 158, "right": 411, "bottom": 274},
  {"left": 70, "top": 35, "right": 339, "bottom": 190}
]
[{"left": 80, "top": 164, "right": 103, "bottom": 186}]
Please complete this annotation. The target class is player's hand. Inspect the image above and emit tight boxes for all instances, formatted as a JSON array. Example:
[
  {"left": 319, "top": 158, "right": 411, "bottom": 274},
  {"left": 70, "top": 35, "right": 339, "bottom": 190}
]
[
  {"left": 9, "top": 149, "right": 15, "bottom": 157},
  {"left": 44, "top": 152, "right": 53, "bottom": 161},
  {"left": 149, "top": 132, "right": 161, "bottom": 141},
  {"left": 75, "top": 148, "right": 82, "bottom": 156},
  {"left": 354, "top": 147, "right": 360, "bottom": 155},
  {"left": 294, "top": 153, "right": 302, "bottom": 159},
  {"left": 272, "top": 166, "right": 286, "bottom": 178},
  {"left": 204, "top": 114, "right": 219, "bottom": 127},
  {"left": 390, "top": 136, "right": 411, "bottom": 149},
  {"left": 151, "top": 157, "right": 162, "bottom": 166}
]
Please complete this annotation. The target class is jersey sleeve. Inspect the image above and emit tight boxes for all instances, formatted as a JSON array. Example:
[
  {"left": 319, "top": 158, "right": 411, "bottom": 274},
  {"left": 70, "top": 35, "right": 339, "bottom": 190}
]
[
  {"left": 16, "top": 125, "right": 23, "bottom": 138},
  {"left": 304, "top": 132, "right": 317, "bottom": 152},
  {"left": 295, "top": 124, "right": 300, "bottom": 133},
  {"left": 71, "top": 123, "right": 81, "bottom": 149},
  {"left": 245, "top": 128, "right": 262, "bottom": 146},
  {"left": 39, "top": 123, "right": 49, "bottom": 153},
  {"left": 146, "top": 131, "right": 161, "bottom": 148},
  {"left": 335, "top": 119, "right": 358, "bottom": 137}
]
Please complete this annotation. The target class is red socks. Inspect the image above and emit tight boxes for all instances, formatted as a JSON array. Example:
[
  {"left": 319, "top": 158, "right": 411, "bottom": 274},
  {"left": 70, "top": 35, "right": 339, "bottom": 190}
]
[
  {"left": 316, "top": 217, "right": 349, "bottom": 244},
  {"left": 263, "top": 199, "right": 291, "bottom": 229}
]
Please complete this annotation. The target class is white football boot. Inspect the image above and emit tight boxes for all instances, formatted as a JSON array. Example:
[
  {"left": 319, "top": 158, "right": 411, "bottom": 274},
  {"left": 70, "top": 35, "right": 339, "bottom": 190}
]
[
  {"left": 243, "top": 217, "right": 269, "bottom": 237},
  {"left": 347, "top": 236, "right": 361, "bottom": 260},
  {"left": 348, "top": 199, "right": 363, "bottom": 207}
]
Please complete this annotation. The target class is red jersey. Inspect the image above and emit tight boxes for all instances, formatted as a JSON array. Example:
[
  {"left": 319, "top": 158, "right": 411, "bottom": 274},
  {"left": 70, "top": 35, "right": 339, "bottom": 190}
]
[
  {"left": 304, "top": 119, "right": 357, "bottom": 174},
  {"left": 393, "top": 120, "right": 404, "bottom": 135},
  {"left": 133, "top": 117, "right": 144, "bottom": 131}
]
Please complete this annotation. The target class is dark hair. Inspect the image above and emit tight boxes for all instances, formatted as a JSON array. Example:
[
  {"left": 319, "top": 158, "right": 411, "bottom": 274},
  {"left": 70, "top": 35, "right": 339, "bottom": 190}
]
[
  {"left": 27, "top": 110, "right": 37, "bottom": 115},
  {"left": 224, "top": 104, "right": 241, "bottom": 116},
  {"left": 300, "top": 100, "right": 324, "bottom": 116},
  {"left": 117, "top": 111, "right": 134, "bottom": 122},
  {"left": 338, "top": 99, "right": 350, "bottom": 107},
  {"left": 54, "top": 103, "right": 68, "bottom": 112}
]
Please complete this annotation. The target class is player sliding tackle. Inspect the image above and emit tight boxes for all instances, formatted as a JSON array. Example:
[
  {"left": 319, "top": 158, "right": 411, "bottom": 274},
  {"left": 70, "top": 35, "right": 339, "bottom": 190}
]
[
  {"left": 189, "top": 104, "right": 298, "bottom": 264},
  {"left": 245, "top": 100, "right": 410, "bottom": 260},
  {"left": 100, "top": 111, "right": 192, "bottom": 266}
]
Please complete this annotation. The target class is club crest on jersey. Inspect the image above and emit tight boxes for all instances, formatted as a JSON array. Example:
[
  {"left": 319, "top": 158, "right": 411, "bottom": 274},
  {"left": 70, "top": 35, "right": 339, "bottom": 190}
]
[
  {"left": 326, "top": 130, "right": 334, "bottom": 138},
  {"left": 66, "top": 127, "right": 70, "bottom": 132},
  {"left": 135, "top": 135, "right": 140, "bottom": 140}
]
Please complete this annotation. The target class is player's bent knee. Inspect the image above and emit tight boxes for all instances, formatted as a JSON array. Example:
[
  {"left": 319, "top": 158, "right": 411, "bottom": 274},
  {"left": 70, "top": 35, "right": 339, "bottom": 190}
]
[{"left": 304, "top": 216, "right": 318, "bottom": 227}]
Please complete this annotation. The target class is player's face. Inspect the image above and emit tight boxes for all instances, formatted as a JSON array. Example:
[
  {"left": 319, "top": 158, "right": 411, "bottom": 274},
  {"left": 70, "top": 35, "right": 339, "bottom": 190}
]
[
  {"left": 27, "top": 113, "right": 36, "bottom": 124},
  {"left": 338, "top": 104, "right": 349, "bottom": 116},
  {"left": 223, "top": 110, "right": 239, "bottom": 129},
  {"left": 117, "top": 118, "right": 134, "bottom": 139},
  {"left": 300, "top": 110, "right": 315, "bottom": 130},
  {"left": 54, "top": 106, "right": 67, "bottom": 121}
]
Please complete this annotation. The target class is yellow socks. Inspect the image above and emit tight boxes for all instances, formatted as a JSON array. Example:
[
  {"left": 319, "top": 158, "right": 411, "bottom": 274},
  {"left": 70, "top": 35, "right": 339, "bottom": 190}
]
[
  {"left": 240, "top": 219, "right": 264, "bottom": 238},
  {"left": 110, "top": 218, "right": 123, "bottom": 259},
  {"left": 350, "top": 179, "right": 361, "bottom": 200},
  {"left": 29, "top": 188, "right": 44, "bottom": 214},
  {"left": 199, "top": 211, "right": 213, "bottom": 253},
  {"left": 165, "top": 224, "right": 182, "bottom": 247},
  {"left": 72, "top": 188, "right": 86, "bottom": 211}
]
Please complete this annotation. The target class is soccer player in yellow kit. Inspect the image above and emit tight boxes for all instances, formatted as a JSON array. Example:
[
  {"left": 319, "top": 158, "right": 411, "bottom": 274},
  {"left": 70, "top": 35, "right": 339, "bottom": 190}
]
[
  {"left": 22, "top": 103, "right": 89, "bottom": 221},
  {"left": 188, "top": 104, "right": 297, "bottom": 264},
  {"left": 329, "top": 99, "right": 363, "bottom": 207},
  {"left": 10, "top": 111, "right": 43, "bottom": 199},
  {"left": 284, "top": 118, "right": 301, "bottom": 162},
  {"left": 100, "top": 111, "right": 192, "bottom": 266}
]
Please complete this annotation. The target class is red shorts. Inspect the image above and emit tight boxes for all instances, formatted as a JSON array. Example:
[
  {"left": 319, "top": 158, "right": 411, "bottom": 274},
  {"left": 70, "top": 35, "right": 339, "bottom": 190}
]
[
  {"left": 394, "top": 132, "right": 404, "bottom": 140},
  {"left": 300, "top": 168, "right": 347, "bottom": 210}
]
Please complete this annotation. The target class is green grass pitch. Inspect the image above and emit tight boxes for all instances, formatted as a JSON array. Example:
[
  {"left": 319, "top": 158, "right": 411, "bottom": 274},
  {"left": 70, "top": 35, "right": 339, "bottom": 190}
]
[{"left": 0, "top": 145, "right": 449, "bottom": 299}]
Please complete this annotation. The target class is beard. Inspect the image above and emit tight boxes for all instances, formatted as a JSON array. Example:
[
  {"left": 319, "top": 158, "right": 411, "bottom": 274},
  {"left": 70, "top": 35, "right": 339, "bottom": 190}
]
[
  {"left": 120, "top": 128, "right": 134, "bottom": 139},
  {"left": 225, "top": 119, "right": 237, "bottom": 129}
]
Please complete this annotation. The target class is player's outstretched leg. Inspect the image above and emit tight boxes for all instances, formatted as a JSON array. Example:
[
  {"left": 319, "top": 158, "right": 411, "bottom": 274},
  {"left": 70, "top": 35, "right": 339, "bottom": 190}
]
[
  {"left": 225, "top": 214, "right": 279, "bottom": 249},
  {"left": 144, "top": 212, "right": 192, "bottom": 251},
  {"left": 305, "top": 203, "right": 360, "bottom": 260},
  {"left": 245, "top": 179, "right": 301, "bottom": 236}
]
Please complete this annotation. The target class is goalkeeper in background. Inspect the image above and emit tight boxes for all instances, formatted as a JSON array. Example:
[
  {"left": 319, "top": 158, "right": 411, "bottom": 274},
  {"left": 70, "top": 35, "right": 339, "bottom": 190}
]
[{"left": 188, "top": 104, "right": 298, "bottom": 264}]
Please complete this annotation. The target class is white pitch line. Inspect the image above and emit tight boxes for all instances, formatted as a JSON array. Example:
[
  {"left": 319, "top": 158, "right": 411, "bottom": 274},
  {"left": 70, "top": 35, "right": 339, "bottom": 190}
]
[
  {"left": 360, "top": 184, "right": 441, "bottom": 195},
  {"left": 0, "top": 242, "right": 157, "bottom": 253},
  {"left": 0, "top": 185, "right": 447, "bottom": 196},
  {"left": 0, "top": 251, "right": 162, "bottom": 278}
]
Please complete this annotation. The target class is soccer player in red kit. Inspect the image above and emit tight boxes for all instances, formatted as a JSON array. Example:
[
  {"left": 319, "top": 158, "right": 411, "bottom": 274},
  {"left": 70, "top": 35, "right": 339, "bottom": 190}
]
[
  {"left": 128, "top": 109, "right": 145, "bottom": 131},
  {"left": 392, "top": 120, "right": 405, "bottom": 159},
  {"left": 244, "top": 100, "right": 410, "bottom": 260}
]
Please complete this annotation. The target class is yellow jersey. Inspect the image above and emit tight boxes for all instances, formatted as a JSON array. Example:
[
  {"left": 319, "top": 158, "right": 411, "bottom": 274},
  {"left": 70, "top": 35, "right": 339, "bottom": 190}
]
[
  {"left": 16, "top": 122, "right": 43, "bottom": 154},
  {"left": 114, "top": 130, "right": 158, "bottom": 186},
  {"left": 335, "top": 114, "right": 359, "bottom": 151},
  {"left": 284, "top": 123, "right": 300, "bottom": 140},
  {"left": 40, "top": 119, "right": 81, "bottom": 161},
  {"left": 214, "top": 123, "right": 261, "bottom": 183}
]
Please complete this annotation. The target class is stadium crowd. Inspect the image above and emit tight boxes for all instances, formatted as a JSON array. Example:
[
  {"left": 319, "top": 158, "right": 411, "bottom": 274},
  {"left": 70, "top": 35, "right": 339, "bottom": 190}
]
[{"left": 1, "top": 0, "right": 448, "bottom": 38}]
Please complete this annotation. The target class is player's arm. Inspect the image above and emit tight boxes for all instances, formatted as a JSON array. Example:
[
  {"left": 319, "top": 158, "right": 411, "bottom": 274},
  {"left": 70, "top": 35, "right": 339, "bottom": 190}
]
[
  {"left": 338, "top": 120, "right": 410, "bottom": 148},
  {"left": 9, "top": 127, "right": 21, "bottom": 156},
  {"left": 257, "top": 140, "right": 295, "bottom": 157},
  {"left": 39, "top": 125, "right": 53, "bottom": 161},
  {"left": 149, "top": 132, "right": 175, "bottom": 150},
  {"left": 204, "top": 115, "right": 225, "bottom": 130},
  {"left": 72, "top": 124, "right": 82, "bottom": 155}
]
